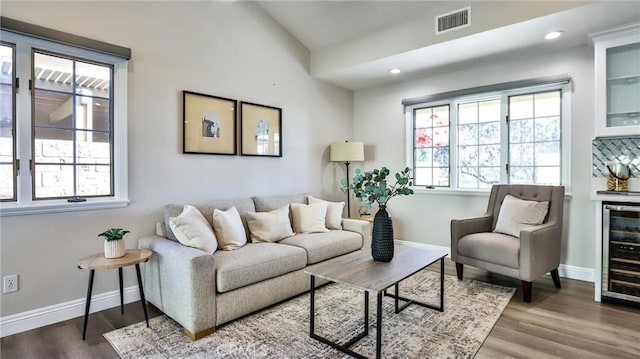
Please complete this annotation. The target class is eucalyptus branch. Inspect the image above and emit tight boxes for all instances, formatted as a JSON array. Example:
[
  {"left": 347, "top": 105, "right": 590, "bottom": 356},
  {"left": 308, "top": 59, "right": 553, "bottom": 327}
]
[{"left": 341, "top": 166, "right": 414, "bottom": 209}]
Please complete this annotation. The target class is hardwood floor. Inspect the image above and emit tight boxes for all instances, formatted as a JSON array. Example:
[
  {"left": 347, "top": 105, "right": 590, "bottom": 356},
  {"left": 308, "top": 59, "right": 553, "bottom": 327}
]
[
  {"left": 455, "top": 264, "right": 640, "bottom": 359},
  {"left": 2, "top": 259, "right": 639, "bottom": 358},
  {"left": 0, "top": 302, "right": 163, "bottom": 359}
]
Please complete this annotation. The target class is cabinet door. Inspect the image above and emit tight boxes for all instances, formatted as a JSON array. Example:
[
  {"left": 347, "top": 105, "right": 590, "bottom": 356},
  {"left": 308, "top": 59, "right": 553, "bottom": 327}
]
[{"left": 594, "top": 25, "right": 640, "bottom": 137}]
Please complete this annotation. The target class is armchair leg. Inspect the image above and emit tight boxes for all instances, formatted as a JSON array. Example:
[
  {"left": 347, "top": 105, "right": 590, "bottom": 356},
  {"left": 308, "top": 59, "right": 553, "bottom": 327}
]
[
  {"left": 550, "top": 268, "right": 561, "bottom": 289},
  {"left": 521, "top": 281, "right": 532, "bottom": 303},
  {"left": 455, "top": 263, "right": 463, "bottom": 280}
]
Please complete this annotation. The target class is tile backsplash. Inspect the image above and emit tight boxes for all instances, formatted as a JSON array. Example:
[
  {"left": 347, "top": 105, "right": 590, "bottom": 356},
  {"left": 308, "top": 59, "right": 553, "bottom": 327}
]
[{"left": 592, "top": 136, "right": 640, "bottom": 178}]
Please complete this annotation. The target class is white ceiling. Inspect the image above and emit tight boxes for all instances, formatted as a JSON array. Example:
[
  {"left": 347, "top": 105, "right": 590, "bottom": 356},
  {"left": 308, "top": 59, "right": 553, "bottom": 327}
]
[
  {"left": 256, "top": 1, "right": 640, "bottom": 90},
  {"left": 256, "top": 1, "right": 448, "bottom": 50}
]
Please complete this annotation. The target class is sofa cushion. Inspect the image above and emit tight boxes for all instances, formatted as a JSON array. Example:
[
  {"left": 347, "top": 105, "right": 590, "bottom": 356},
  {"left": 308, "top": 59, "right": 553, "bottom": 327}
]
[
  {"left": 291, "top": 202, "right": 329, "bottom": 233},
  {"left": 252, "top": 193, "right": 308, "bottom": 212},
  {"left": 308, "top": 195, "right": 345, "bottom": 230},
  {"left": 246, "top": 205, "right": 294, "bottom": 243},
  {"left": 212, "top": 207, "right": 247, "bottom": 250},
  {"left": 214, "top": 242, "right": 307, "bottom": 293},
  {"left": 279, "top": 230, "right": 362, "bottom": 264},
  {"left": 169, "top": 205, "right": 218, "bottom": 254},
  {"left": 457, "top": 232, "right": 520, "bottom": 269},
  {"left": 164, "top": 198, "right": 255, "bottom": 241}
]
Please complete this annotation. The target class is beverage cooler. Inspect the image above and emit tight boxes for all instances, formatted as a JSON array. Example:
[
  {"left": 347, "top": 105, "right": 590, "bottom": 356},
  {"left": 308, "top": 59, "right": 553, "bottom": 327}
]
[{"left": 602, "top": 203, "right": 640, "bottom": 304}]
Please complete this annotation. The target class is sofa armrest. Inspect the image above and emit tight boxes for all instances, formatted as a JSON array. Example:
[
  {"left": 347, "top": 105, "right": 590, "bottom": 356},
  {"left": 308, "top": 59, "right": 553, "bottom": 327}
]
[
  {"left": 450, "top": 214, "right": 492, "bottom": 262},
  {"left": 518, "top": 222, "right": 562, "bottom": 282},
  {"left": 138, "top": 235, "right": 216, "bottom": 335},
  {"left": 342, "top": 218, "right": 372, "bottom": 249}
]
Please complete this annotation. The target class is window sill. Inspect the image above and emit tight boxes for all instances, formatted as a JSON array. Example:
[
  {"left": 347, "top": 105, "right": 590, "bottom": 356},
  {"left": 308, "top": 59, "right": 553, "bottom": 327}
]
[
  {"left": 411, "top": 186, "right": 573, "bottom": 199},
  {"left": 0, "top": 198, "right": 130, "bottom": 217},
  {"left": 411, "top": 187, "right": 491, "bottom": 196}
]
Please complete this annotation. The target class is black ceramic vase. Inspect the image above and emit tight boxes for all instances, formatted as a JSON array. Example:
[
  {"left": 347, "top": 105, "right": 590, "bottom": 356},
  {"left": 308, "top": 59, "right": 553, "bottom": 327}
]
[{"left": 372, "top": 205, "right": 394, "bottom": 262}]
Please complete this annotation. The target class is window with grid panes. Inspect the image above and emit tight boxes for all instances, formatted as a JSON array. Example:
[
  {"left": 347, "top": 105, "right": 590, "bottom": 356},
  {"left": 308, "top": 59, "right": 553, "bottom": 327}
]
[
  {"left": 0, "top": 28, "right": 128, "bottom": 216},
  {"left": 406, "top": 84, "right": 569, "bottom": 191},
  {"left": 32, "top": 50, "right": 114, "bottom": 199},
  {"left": 508, "top": 91, "right": 562, "bottom": 185},
  {"left": 413, "top": 105, "right": 450, "bottom": 187}
]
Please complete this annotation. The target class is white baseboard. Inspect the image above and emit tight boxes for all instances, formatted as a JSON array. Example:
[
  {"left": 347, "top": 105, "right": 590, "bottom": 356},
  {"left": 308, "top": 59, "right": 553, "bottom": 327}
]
[
  {"left": 0, "top": 285, "right": 140, "bottom": 338},
  {"left": 395, "top": 239, "right": 594, "bottom": 282},
  {"left": 556, "top": 264, "right": 594, "bottom": 282}
]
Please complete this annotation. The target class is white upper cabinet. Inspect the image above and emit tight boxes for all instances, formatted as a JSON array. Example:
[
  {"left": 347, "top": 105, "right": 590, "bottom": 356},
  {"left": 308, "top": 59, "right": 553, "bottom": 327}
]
[{"left": 592, "top": 23, "right": 640, "bottom": 137}]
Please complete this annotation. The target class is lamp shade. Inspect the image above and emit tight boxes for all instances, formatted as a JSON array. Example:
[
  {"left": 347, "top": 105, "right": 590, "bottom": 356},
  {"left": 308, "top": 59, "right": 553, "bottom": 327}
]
[{"left": 330, "top": 141, "right": 364, "bottom": 162}]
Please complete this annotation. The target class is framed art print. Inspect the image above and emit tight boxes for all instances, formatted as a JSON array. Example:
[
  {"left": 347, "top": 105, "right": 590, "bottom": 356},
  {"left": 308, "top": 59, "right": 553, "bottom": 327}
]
[
  {"left": 183, "top": 91, "right": 236, "bottom": 155},
  {"left": 240, "top": 101, "right": 282, "bottom": 157}
]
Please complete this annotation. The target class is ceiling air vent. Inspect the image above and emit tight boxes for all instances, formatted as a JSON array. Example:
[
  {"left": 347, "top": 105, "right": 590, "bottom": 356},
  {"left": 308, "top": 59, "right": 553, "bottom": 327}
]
[{"left": 436, "top": 7, "right": 470, "bottom": 34}]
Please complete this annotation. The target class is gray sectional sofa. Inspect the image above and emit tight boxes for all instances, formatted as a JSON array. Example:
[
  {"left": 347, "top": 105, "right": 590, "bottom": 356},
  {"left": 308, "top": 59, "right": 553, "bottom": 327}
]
[{"left": 138, "top": 194, "right": 371, "bottom": 339}]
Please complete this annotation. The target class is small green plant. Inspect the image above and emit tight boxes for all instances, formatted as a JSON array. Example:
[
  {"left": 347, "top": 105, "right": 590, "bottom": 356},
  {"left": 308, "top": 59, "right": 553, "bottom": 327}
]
[
  {"left": 98, "top": 228, "right": 130, "bottom": 241},
  {"left": 341, "top": 166, "right": 414, "bottom": 209}
]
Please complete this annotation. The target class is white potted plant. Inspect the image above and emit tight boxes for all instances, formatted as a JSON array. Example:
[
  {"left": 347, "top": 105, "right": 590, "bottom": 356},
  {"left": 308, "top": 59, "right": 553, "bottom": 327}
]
[{"left": 99, "top": 228, "right": 129, "bottom": 259}]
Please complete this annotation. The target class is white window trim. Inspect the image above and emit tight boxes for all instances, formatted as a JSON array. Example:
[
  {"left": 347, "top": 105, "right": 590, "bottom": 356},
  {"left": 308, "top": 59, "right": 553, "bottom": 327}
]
[
  {"left": 0, "top": 31, "right": 129, "bottom": 216},
  {"left": 405, "top": 82, "right": 572, "bottom": 196}
]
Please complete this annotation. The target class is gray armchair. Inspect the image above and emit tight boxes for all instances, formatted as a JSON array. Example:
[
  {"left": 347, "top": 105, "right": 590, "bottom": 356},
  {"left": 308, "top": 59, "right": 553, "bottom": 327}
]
[{"left": 451, "top": 184, "right": 564, "bottom": 302}]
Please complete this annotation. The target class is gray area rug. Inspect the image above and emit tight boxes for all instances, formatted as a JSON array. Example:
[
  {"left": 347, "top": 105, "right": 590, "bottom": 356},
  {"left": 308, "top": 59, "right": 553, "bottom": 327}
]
[{"left": 105, "top": 271, "right": 514, "bottom": 358}]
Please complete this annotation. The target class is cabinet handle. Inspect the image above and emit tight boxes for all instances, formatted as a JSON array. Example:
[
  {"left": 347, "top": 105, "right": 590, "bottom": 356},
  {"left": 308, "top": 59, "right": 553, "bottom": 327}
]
[{"left": 605, "top": 204, "right": 640, "bottom": 213}]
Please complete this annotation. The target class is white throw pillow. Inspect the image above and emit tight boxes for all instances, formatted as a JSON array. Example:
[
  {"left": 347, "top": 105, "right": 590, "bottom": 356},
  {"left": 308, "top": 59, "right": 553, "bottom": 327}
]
[
  {"left": 212, "top": 207, "right": 247, "bottom": 250},
  {"left": 290, "top": 202, "right": 329, "bottom": 233},
  {"left": 246, "top": 205, "right": 294, "bottom": 242},
  {"left": 169, "top": 205, "right": 218, "bottom": 254},
  {"left": 308, "top": 195, "right": 345, "bottom": 230},
  {"left": 494, "top": 194, "right": 550, "bottom": 237}
]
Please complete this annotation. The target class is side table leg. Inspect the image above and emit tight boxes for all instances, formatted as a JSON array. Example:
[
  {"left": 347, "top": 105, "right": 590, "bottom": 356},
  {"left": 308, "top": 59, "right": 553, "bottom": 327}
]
[
  {"left": 119, "top": 267, "right": 124, "bottom": 315},
  {"left": 82, "top": 269, "right": 95, "bottom": 340},
  {"left": 135, "top": 264, "right": 149, "bottom": 327}
]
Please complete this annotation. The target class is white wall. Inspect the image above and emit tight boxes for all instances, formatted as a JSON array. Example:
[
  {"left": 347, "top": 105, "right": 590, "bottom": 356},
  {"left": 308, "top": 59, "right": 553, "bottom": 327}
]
[
  {"left": 353, "top": 45, "right": 595, "bottom": 270},
  {"left": 0, "top": 1, "right": 353, "bottom": 317}
]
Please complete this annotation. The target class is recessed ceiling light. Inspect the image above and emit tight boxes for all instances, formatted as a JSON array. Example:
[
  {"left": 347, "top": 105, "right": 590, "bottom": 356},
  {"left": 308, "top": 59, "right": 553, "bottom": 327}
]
[
  {"left": 389, "top": 68, "right": 401, "bottom": 74},
  {"left": 545, "top": 31, "right": 564, "bottom": 40}
]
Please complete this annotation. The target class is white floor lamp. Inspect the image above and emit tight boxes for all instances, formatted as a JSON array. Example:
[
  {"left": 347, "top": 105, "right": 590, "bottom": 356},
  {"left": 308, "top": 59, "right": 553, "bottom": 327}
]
[{"left": 330, "top": 141, "right": 365, "bottom": 217}]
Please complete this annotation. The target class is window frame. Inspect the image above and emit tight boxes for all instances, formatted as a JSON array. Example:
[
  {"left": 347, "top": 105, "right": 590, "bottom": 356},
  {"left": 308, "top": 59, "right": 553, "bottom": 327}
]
[
  {"left": 0, "top": 40, "right": 17, "bottom": 202},
  {"left": 405, "top": 82, "right": 572, "bottom": 195},
  {"left": 412, "top": 102, "right": 451, "bottom": 187},
  {"left": 30, "top": 48, "right": 116, "bottom": 201},
  {"left": 0, "top": 30, "right": 129, "bottom": 216}
]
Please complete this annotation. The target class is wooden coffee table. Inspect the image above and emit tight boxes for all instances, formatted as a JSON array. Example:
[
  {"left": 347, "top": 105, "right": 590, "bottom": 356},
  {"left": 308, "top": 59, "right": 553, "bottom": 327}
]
[{"left": 305, "top": 244, "right": 447, "bottom": 359}]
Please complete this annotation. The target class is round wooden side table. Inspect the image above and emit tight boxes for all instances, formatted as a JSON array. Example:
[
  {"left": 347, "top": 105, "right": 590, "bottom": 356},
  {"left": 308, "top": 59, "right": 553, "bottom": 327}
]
[
  {"left": 351, "top": 215, "right": 374, "bottom": 223},
  {"left": 77, "top": 249, "right": 152, "bottom": 340}
]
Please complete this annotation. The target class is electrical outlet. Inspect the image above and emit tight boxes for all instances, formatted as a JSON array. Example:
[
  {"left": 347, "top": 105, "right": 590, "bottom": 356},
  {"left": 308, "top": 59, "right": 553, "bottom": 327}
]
[{"left": 3, "top": 274, "right": 18, "bottom": 293}]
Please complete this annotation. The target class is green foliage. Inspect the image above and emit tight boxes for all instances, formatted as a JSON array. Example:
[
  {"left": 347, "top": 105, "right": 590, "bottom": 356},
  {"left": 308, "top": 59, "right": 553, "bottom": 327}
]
[
  {"left": 98, "top": 228, "right": 130, "bottom": 241},
  {"left": 343, "top": 166, "right": 414, "bottom": 209}
]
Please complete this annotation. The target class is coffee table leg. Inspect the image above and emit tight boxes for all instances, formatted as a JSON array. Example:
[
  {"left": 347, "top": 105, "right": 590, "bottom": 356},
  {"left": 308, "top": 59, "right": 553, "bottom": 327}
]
[
  {"left": 119, "top": 267, "right": 124, "bottom": 315},
  {"left": 82, "top": 269, "right": 95, "bottom": 340},
  {"left": 309, "top": 275, "right": 315, "bottom": 336},
  {"left": 394, "top": 282, "right": 400, "bottom": 313},
  {"left": 376, "top": 291, "right": 382, "bottom": 359},
  {"left": 364, "top": 291, "right": 369, "bottom": 336},
  {"left": 135, "top": 264, "right": 149, "bottom": 327}
]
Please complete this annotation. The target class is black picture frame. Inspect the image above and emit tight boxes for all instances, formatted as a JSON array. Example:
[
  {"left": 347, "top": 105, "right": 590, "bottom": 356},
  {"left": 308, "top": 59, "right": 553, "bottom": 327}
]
[
  {"left": 183, "top": 91, "right": 237, "bottom": 155},
  {"left": 240, "top": 101, "right": 282, "bottom": 157}
]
